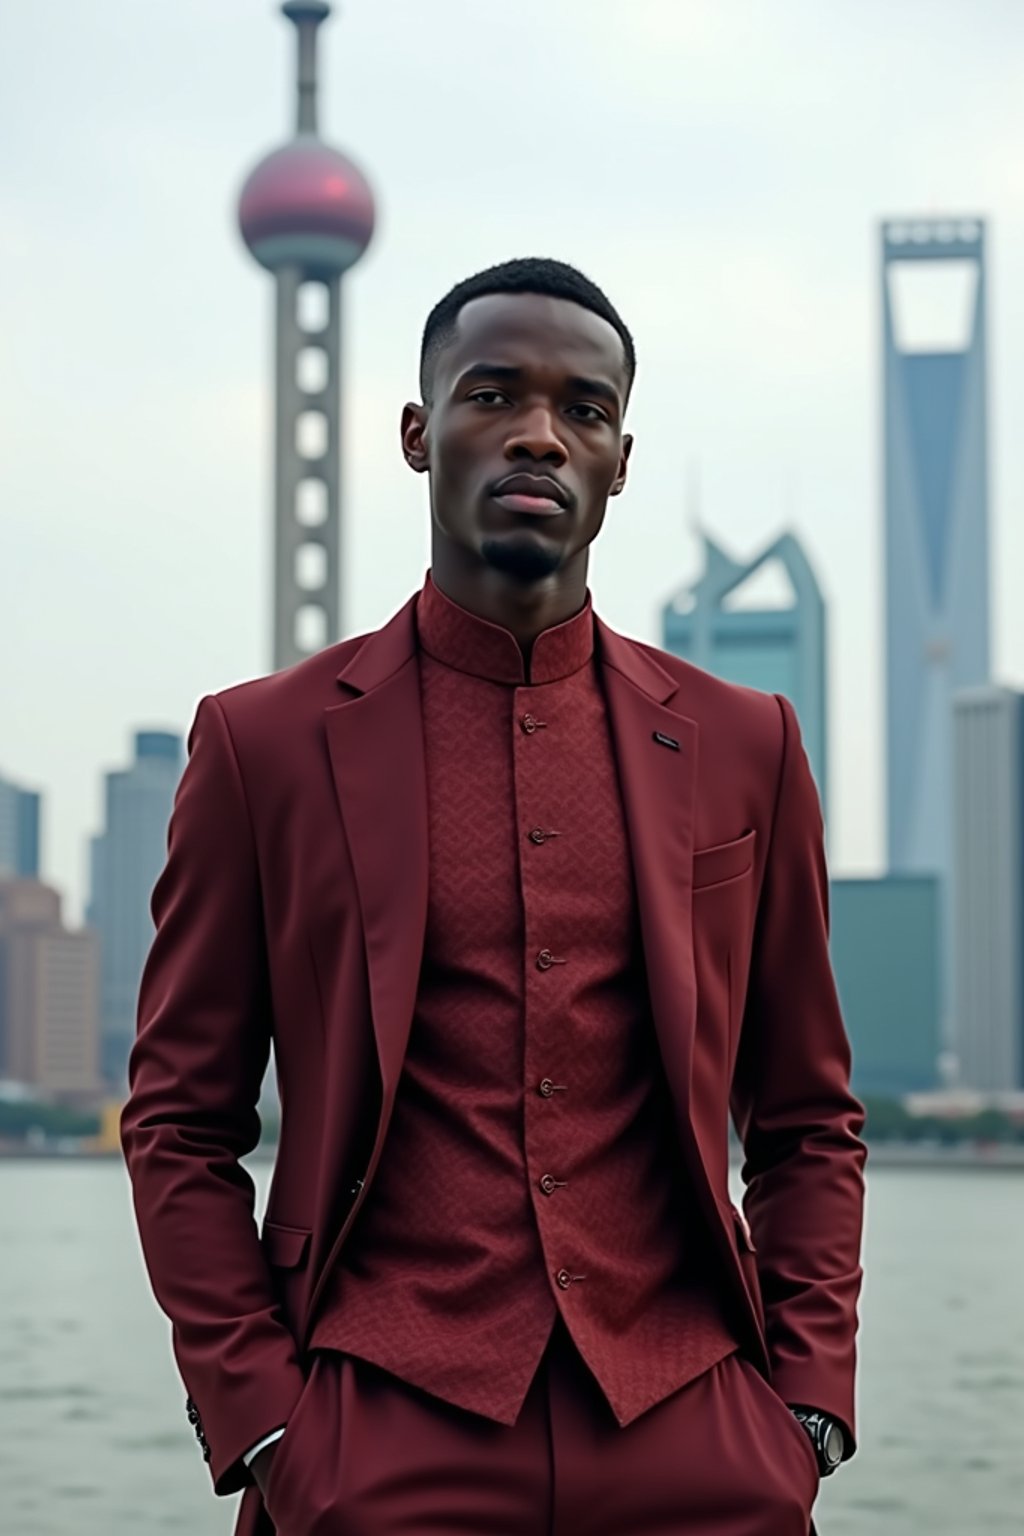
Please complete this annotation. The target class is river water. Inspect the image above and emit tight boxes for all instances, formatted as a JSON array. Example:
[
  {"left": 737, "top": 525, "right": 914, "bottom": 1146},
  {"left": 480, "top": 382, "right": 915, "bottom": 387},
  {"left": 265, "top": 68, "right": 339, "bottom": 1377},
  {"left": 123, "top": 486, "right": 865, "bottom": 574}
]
[{"left": 1, "top": 1159, "right": 1021, "bottom": 1535}]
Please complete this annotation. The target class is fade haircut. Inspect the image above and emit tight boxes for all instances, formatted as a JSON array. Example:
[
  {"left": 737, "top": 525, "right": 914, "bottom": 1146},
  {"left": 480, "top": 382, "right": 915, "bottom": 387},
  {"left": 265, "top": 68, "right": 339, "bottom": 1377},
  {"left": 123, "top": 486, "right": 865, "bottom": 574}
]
[{"left": 419, "top": 256, "right": 636, "bottom": 404}]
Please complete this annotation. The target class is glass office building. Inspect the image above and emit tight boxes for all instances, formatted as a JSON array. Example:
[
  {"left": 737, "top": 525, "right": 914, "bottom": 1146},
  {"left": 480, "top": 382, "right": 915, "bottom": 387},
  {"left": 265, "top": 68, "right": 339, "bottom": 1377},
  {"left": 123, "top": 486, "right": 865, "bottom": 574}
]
[
  {"left": 0, "top": 773, "right": 41, "bottom": 879},
  {"left": 662, "top": 529, "right": 828, "bottom": 823},
  {"left": 881, "top": 218, "right": 991, "bottom": 1024},
  {"left": 830, "top": 875, "right": 941, "bottom": 1097},
  {"left": 87, "top": 730, "right": 183, "bottom": 1087}
]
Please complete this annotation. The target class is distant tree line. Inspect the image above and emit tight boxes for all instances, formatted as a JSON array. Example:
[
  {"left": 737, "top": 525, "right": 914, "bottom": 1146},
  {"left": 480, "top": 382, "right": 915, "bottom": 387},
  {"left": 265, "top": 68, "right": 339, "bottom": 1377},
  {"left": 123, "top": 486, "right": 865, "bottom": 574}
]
[
  {"left": 860, "top": 1097, "right": 1024, "bottom": 1145},
  {"left": 0, "top": 1098, "right": 1021, "bottom": 1146},
  {"left": 0, "top": 1101, "right": 102, "bottom": 1138},
  {"left": 0, "top": 1099, "right": 283, "bottom": 1144}
]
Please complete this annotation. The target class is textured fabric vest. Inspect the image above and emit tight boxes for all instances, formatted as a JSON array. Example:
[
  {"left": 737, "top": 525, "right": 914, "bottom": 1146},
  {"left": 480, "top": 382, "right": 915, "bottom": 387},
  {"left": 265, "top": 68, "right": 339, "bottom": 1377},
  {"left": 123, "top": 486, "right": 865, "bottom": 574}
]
[{"left": 309, "top": 572, "right": 738, "bottom": 1425}]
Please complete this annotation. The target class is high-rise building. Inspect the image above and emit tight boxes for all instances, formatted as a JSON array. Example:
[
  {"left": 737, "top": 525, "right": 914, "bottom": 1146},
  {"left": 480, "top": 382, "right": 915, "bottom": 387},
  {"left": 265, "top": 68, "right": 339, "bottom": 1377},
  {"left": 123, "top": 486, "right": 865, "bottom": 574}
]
[
  {"left": 0, "top": 771, "right": 41, "bottom": 878},
  {"left": 0, "top": 879, "right": 101, "bottom": 1101},
  {"left": 87, "top": 730, "right": 183, "bottom": 1087},
  {"left": 829, "top": 875, "right": 941, "bottom": 1098},
  {"left": 951, "top": 687, "right": 1024, "bottom": 1092},
  {"left": 662, "top": 529, "right": 828, "bottom": 822},
  {"left": 881, "top": 217, "right": 991, "bottom": 1020},
  {"left": 238, "top": 1, "right": 376, "bottom": 671}
]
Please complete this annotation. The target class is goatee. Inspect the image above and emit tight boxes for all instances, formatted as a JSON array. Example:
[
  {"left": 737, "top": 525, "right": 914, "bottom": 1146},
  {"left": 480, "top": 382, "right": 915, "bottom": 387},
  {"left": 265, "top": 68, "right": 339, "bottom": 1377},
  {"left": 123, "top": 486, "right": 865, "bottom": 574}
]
[{"left": 480, "top": 536, "right": 563, "bottom": 584}]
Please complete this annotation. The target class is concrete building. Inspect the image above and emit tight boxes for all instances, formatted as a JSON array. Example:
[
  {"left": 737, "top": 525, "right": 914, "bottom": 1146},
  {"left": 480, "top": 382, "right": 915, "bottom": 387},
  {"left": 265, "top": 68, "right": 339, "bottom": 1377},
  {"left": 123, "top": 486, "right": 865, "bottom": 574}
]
[
  {"left": 881, "top": 217, "right": 991, "bottom": 1021},
  {"left": 952, "top": 687, "right": 1024, "bottom": 1092},
  {"left": 0, "top": 771, "right": 41, "bottom": 878},
  {"left": 87, "top": 730, "right": 183, "bottom": 1087},
  {"left": 829, "top": 875, "right": 941, "bottom": 1097},
  {"left": 662, "top": 529, "right": 828, "bottom": 823},
  {"left": 237, "top": 1, "right": 376, "bottom": 670},
  {"left": 0, "top": 879, "right": 101, "bottom": 1101}
]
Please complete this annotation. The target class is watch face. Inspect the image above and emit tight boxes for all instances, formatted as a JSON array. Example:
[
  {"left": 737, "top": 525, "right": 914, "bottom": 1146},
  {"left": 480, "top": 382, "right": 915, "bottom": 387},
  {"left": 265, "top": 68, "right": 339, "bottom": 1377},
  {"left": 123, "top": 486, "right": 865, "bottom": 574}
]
[{"left": 823, "top": 1420, "right": 844, "bottom": 1466}]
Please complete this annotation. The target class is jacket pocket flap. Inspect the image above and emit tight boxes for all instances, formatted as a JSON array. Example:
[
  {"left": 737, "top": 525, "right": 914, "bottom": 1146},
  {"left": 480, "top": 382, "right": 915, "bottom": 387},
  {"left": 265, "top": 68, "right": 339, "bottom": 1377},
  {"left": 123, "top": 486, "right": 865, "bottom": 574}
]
[
  {"left": 261, "top": 1220, "right": 312, "bottom": 1269},
  {"left": 693, "top": 828, "right": 756, "bottom": 890}
]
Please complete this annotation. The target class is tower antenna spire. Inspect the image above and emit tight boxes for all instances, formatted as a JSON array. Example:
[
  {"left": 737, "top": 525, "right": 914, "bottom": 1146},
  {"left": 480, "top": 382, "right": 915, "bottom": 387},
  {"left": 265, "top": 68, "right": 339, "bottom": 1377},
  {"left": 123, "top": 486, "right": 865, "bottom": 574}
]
[{"left": 283, "top": 1, "right": 332, "bottom": 136}]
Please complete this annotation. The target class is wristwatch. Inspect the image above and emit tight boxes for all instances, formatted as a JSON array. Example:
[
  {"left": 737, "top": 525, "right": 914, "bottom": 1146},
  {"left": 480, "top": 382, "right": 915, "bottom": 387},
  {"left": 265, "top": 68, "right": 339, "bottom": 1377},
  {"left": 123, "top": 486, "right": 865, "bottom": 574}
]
[{"left": 790, "top": 1407, "right": 845, "bottom": 1476}]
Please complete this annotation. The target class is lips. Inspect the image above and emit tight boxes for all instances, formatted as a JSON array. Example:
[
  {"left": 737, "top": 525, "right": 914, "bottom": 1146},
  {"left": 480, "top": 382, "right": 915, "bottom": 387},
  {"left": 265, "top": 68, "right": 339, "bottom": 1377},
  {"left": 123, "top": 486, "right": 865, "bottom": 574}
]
[{"left": 490, "top": 473, "right": 570, "bottom": 516}]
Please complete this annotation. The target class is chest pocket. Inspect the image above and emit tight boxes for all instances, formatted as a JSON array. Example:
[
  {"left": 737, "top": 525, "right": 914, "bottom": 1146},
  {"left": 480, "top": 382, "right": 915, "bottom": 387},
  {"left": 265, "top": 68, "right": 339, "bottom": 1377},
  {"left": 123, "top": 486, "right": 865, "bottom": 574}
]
[{"left": 692, "top": 828, "right": 756, "bottom": 891}]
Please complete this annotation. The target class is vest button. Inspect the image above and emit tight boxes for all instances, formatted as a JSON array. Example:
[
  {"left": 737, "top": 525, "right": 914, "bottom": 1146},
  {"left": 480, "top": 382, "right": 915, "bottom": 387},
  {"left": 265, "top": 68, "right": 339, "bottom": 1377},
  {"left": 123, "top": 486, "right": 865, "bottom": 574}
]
[
  {"left": 536, "top": 948, "right": 554, "bottom": 971},
  {"left": 529, "top": 827, "right": 547, "bottom": 845},
  {"left": 538, "top": 1077, "right": 555, "bottom": 1097},
  {"left": 520, "top": 713, "right": 537, "bottom": 734},
  {"left": 555, "top": 1268, "right": 573, "bottom": 1290},
  {"left": 539, "top": 1173, "right": 558, "bottom": 1195}
]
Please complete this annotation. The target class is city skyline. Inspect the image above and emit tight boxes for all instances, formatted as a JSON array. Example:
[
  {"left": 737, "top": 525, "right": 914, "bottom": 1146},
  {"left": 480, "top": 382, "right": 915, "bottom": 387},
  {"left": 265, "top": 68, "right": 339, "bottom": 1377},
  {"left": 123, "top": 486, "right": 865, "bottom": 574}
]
[{"left": 5, "top": 1, "right": 1024, "bottom": 924}]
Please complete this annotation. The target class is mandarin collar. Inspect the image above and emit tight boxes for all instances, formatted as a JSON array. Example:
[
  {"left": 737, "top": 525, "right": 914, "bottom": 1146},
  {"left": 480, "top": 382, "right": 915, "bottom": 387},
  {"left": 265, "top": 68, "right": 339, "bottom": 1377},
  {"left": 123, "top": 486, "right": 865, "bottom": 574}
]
[{"left": 415, "top": 569, "right": 594, "bottom": 685}]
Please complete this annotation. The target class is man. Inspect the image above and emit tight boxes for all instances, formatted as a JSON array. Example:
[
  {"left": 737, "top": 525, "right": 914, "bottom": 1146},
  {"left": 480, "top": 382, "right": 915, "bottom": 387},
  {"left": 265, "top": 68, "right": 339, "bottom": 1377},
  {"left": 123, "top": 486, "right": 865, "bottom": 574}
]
[{"left": 122, "top": 257, "right": 866, "bottom": 1536}]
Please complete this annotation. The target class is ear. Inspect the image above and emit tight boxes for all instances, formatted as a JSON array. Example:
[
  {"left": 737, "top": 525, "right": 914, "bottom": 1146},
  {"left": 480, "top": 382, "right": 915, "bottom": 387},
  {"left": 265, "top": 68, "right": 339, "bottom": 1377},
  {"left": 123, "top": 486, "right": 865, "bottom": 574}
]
[
  {"left": 401, "top": 402, "right": 430, "bottom": 474},
  {"left": 609, "top": 433, "right": 633, "bottom": 497}
]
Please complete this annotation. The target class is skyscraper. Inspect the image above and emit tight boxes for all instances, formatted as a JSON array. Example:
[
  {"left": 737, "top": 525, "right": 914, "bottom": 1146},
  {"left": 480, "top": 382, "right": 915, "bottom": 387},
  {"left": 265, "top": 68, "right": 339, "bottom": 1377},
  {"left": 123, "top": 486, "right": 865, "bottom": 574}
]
[
  {"left": 951, "top": 687, "right": 1024, "bottom": 1092},
  {"left": 238, "top": 1, "right": 376, "bottom": 671},
  {"left": 0, "top": 771, "right": 41, "bottom": 878},
  {"left": 829, "top": 875, "right": 940, "bottom": 1097},
  {"left": 0, "top": 879, "right": 101, "bottom": 1101},
  {"left": 87, "top": 730, "right": 183, "bottom": 1087},
  {"left": 662, "top": 529, "right": 828, "bottom": 822},
  {"left": 881, "top": 219, "right": 990, "bottom": 1001}
]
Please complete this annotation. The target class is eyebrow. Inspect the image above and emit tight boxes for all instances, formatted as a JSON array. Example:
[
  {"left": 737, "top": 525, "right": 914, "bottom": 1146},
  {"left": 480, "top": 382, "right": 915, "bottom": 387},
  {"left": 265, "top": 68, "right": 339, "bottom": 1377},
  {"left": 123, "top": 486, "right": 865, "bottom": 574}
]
[{"left": 455, "top": 362, "right": 622, "bottom": 409}]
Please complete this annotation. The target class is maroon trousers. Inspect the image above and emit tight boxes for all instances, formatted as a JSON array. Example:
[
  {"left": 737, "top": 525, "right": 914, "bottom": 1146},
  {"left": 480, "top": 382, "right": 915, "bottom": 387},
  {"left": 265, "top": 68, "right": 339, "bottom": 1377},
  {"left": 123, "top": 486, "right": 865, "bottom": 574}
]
[{"left": 260, "top": 1319, "right": 820, "bottom": 1535}]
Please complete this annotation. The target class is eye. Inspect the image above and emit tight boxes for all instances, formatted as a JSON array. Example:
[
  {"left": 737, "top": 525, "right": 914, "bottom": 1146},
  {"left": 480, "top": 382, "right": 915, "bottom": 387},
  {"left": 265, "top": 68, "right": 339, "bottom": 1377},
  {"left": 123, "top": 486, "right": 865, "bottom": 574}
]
[
  {"left": 567, "top": 403, "right": 608, "bottom": 423},
  {"left": 467, "top": 388, "right": 510, "bottom": 407}
]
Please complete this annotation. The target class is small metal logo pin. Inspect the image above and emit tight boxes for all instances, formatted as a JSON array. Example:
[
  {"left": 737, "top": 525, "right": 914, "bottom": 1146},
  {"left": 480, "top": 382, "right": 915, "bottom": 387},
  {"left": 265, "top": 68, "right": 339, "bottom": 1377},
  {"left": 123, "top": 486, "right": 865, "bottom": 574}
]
[{"left": 652, "top": 731, "right": 680, "bottom": 751}]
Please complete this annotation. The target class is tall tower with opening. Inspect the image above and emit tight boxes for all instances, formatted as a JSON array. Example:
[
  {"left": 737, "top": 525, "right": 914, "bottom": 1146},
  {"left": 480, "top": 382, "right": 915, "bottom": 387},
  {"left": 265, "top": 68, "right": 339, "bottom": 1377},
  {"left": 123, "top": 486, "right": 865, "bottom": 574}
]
[
  {"left": 238, "top": 2, "right": 376, "bottom": 670},
  {"left": 881, "top": 217, "right": 991, "bottom": 1020}
]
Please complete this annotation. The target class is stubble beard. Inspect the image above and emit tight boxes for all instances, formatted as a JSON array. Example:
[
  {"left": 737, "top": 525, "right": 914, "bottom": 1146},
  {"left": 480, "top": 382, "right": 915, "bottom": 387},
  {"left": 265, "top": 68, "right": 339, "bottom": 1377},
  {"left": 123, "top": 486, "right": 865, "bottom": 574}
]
[{"left": 479, "top": 534, "right": 564, "bottom": 584}]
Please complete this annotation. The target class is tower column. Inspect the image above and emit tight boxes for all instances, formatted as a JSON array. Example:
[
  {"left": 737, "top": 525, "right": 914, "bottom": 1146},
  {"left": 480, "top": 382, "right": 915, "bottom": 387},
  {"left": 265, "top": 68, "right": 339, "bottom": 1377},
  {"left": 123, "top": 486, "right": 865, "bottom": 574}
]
[{"left": 238, "top": 1, "right": 374, "bottom": 672}]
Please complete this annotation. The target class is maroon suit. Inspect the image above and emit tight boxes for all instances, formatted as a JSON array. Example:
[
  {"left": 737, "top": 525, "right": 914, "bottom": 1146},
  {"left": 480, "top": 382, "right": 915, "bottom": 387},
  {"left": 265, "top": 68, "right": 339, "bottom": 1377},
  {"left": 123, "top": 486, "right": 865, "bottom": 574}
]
[
  {"left": 121, "top": 574, "right": 865, "bottom": 1535},
  {"left": 310, "top": 572, "right": 737, "bottom": 1424}
]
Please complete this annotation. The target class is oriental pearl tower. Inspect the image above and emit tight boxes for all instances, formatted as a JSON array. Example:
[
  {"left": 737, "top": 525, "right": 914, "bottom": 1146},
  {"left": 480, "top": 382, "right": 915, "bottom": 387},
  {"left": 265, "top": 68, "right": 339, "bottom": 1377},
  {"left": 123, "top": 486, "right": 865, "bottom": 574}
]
[{"left": 238, "top": 2, "right": 375, "bottom": 671}]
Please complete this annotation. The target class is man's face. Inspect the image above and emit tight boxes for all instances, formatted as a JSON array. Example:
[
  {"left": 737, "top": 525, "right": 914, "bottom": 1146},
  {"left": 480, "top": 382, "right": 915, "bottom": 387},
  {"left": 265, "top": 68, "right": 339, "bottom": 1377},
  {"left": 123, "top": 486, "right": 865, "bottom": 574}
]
[{"left": 402, "top": 292, "right": 633, "bottom": 584}]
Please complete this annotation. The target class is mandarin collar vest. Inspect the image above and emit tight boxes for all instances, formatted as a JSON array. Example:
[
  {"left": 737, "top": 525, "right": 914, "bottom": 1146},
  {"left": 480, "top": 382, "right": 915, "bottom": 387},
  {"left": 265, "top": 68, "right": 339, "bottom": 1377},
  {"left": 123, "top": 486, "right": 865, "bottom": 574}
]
[{"left": 415, "top": 570, "right": 594, "bottom": 686}]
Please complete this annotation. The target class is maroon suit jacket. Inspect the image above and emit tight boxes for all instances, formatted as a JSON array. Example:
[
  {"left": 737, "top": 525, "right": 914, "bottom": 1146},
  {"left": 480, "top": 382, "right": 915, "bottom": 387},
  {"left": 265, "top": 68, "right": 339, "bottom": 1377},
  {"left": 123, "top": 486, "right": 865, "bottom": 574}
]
[{"left": 120, "top": 590, "right": 866, "bottom": 1530}]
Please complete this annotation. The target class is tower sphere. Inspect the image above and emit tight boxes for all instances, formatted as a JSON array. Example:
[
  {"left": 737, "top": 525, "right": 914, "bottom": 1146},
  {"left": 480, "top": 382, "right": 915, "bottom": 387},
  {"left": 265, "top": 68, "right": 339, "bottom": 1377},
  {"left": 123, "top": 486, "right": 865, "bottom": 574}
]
[{"left": 238, "top": 137, "right": 375, "bottom": 276}]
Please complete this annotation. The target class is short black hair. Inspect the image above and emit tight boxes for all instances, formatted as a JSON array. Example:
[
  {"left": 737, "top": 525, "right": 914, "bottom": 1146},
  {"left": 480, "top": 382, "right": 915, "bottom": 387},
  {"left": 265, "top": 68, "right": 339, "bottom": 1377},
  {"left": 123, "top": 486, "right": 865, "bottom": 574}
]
[{"left": 419, "top": 256, "right": 636, "bottom": 404}]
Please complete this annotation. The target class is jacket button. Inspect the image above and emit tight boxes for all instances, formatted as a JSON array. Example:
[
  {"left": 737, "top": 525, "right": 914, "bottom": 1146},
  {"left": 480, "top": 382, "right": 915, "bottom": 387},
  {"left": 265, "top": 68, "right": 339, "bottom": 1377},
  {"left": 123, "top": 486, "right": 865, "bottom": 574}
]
[{"left": 555, "top": 1268, "right": 573, "bottom": 1290}]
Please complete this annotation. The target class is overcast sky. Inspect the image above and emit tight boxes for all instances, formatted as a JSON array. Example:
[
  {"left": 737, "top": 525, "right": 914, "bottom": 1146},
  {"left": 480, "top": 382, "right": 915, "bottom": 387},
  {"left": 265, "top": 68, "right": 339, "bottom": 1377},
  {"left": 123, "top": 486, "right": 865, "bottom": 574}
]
[{"left": 4, "top": 0, "right": 1024, "bottom": 924}]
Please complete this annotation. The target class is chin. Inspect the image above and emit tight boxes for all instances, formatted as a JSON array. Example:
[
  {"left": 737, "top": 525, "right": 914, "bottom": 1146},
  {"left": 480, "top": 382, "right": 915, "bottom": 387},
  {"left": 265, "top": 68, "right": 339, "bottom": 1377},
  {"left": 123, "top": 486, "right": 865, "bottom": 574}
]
[{"left": 479, "top": 535, "right": 565, "bottom": 584}]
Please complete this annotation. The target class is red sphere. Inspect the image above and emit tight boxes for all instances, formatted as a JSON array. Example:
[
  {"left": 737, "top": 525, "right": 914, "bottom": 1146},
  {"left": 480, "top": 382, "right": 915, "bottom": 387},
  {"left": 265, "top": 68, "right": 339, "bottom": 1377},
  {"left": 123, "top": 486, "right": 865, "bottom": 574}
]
[{"left": 238, "top": 137, "right": 375, "bottom": 275}]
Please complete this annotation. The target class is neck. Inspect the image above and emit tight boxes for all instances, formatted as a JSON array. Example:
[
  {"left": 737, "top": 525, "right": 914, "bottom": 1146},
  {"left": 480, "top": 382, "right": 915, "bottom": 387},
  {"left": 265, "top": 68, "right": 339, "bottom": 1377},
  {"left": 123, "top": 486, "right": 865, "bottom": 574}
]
[{"left": 429, "top": 544, "right": 589, "bottom": 661}]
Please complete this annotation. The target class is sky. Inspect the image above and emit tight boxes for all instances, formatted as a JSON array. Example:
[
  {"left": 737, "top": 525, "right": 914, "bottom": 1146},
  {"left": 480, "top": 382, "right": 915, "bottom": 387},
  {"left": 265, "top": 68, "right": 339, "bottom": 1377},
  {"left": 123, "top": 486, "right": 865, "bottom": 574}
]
[{"left": 4, "top": 0, "right": 1024, "bottom": 925}]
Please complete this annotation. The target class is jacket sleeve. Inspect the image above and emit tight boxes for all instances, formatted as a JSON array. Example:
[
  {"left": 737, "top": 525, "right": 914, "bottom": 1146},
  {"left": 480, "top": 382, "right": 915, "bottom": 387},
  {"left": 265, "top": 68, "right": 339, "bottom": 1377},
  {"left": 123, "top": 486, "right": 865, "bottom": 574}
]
[
  {"left": 729, "top": 692, "right": 867, "bottom": 1454},
  {"left": 120, "top": 693, "right": 307, "bottom": 1496}
]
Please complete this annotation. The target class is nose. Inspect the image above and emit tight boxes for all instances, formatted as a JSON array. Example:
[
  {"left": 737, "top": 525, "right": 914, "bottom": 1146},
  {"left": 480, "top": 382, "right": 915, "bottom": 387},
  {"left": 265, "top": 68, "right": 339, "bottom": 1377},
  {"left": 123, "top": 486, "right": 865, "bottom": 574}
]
[{"left": 505, "top": 403, "right": 567, "bottom": 466}]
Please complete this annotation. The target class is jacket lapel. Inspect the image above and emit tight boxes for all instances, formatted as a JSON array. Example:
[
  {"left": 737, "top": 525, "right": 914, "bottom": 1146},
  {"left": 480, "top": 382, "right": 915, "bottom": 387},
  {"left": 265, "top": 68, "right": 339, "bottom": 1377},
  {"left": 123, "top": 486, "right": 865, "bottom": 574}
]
[
  {"left": 323, "top": 595, "right": 429, "bottom": 1095},
  {"left": 597, "top": 618, "right": 700, "bottom": 1116}
]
